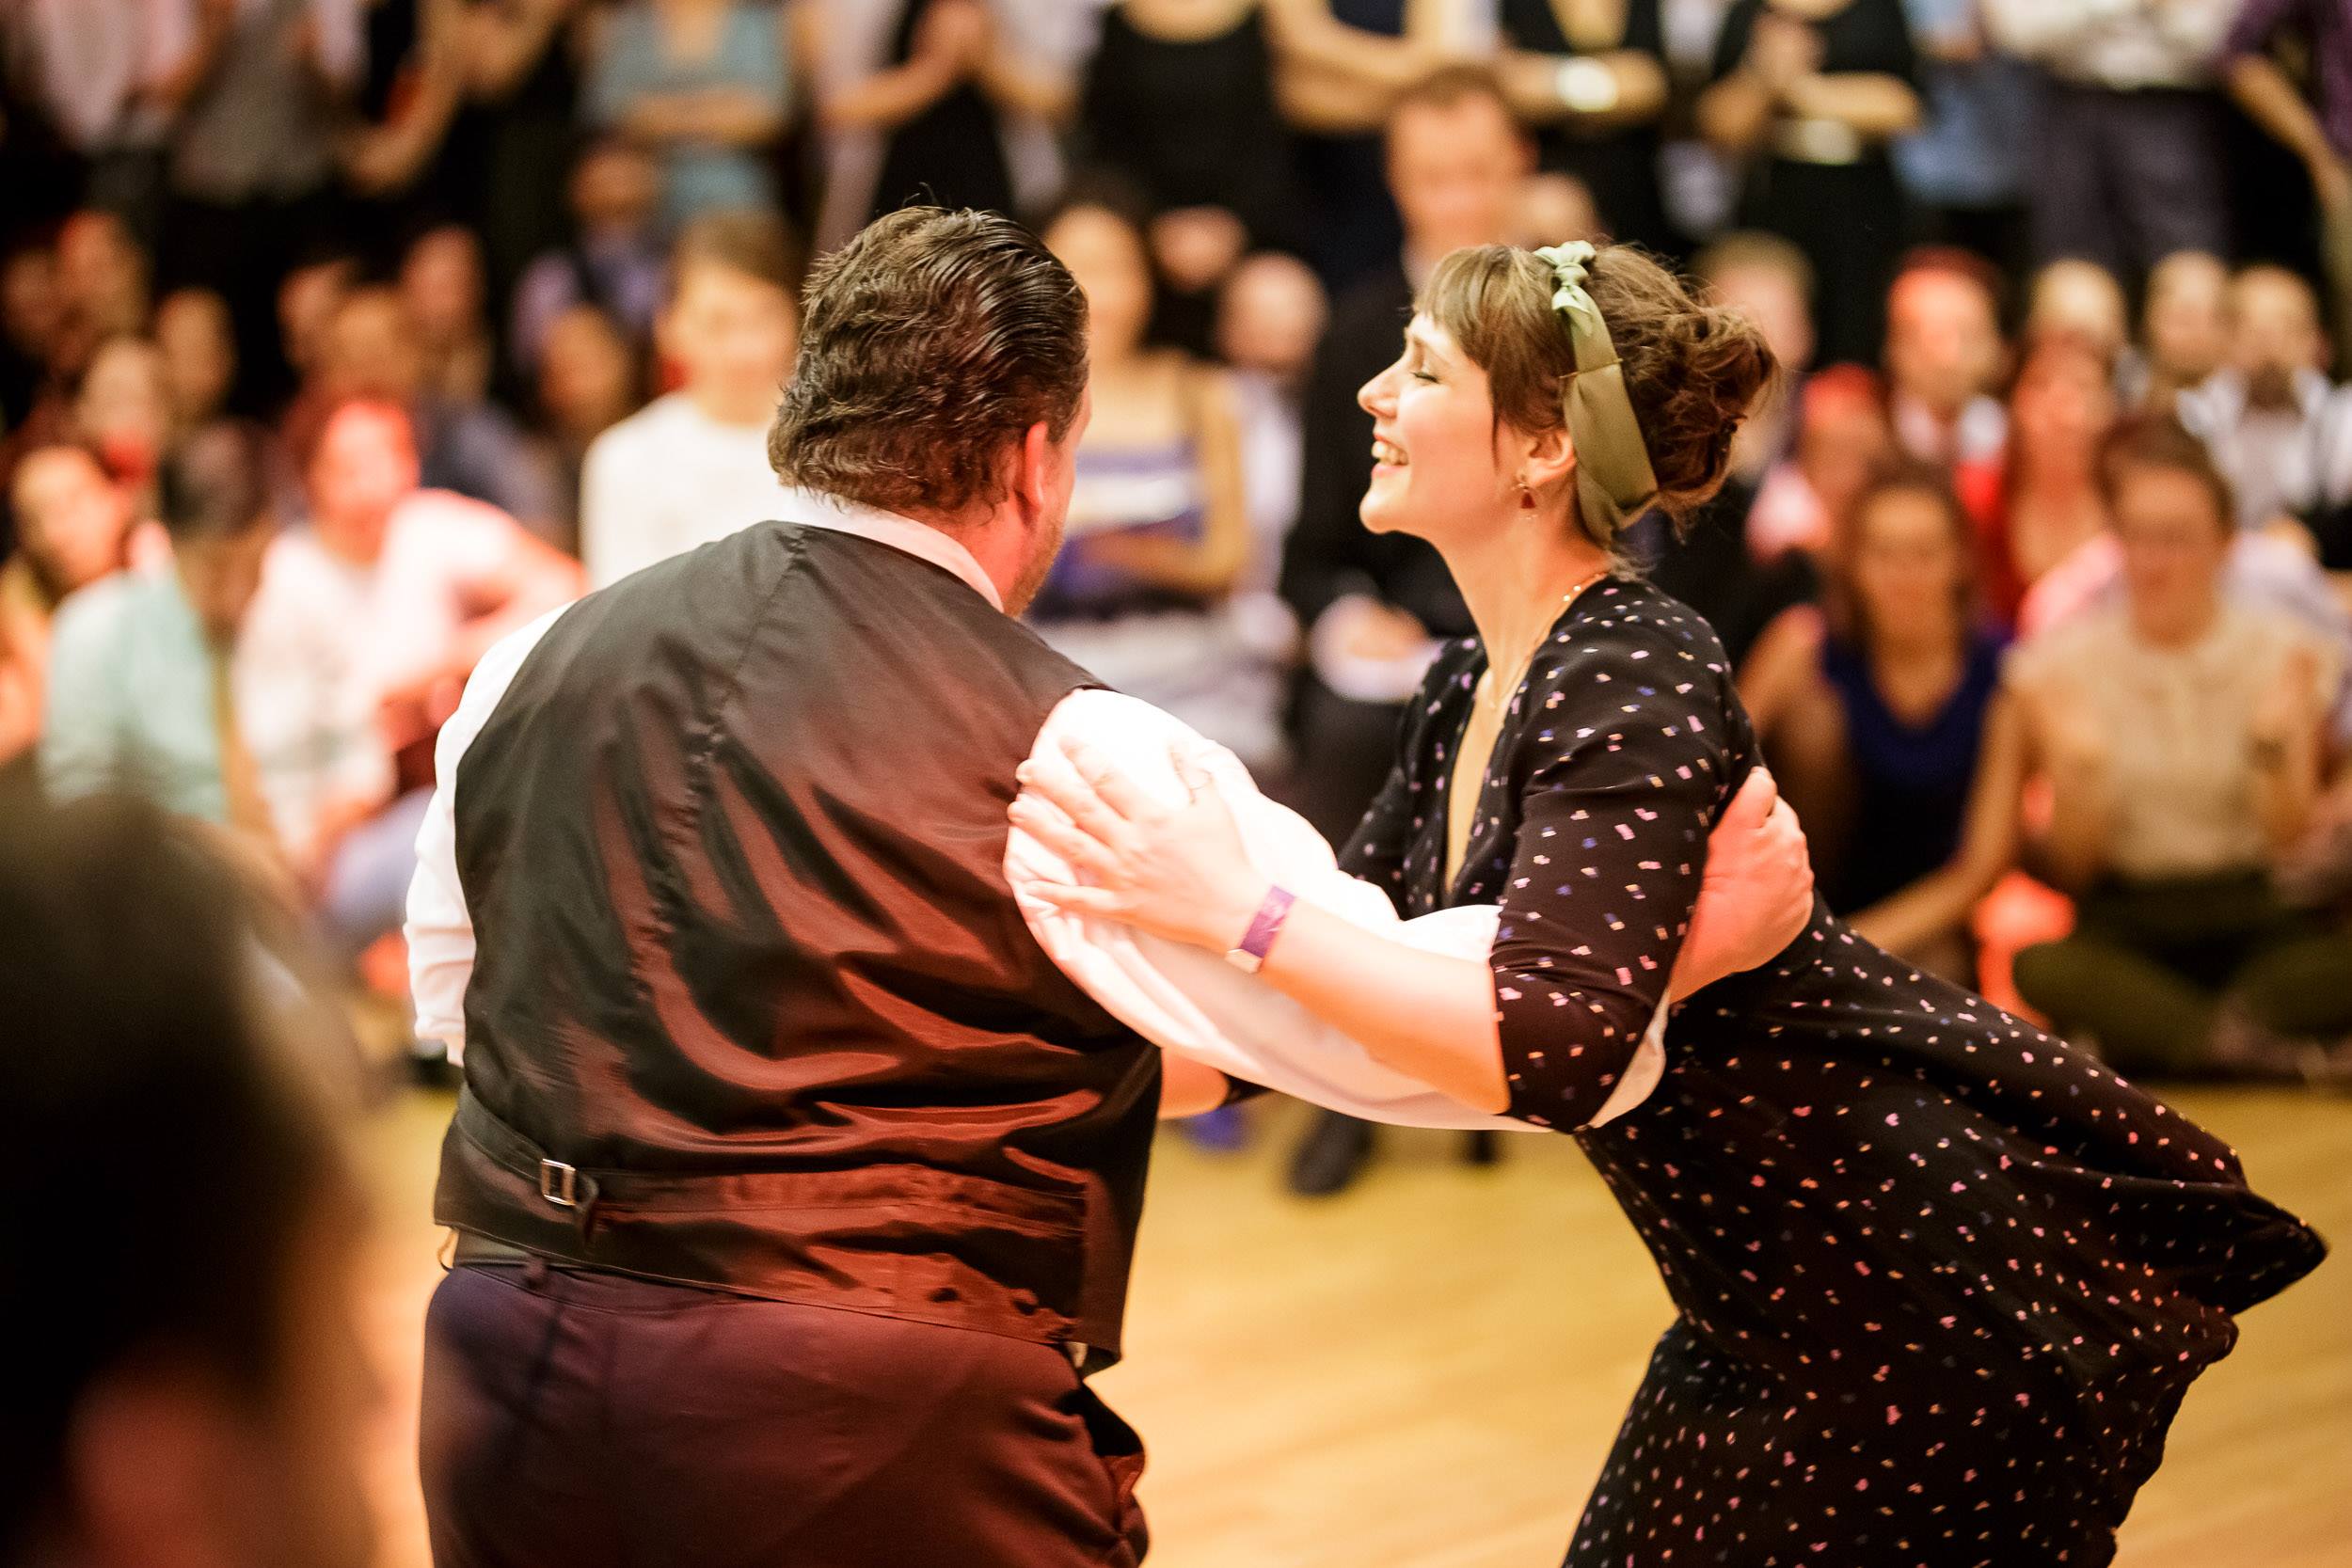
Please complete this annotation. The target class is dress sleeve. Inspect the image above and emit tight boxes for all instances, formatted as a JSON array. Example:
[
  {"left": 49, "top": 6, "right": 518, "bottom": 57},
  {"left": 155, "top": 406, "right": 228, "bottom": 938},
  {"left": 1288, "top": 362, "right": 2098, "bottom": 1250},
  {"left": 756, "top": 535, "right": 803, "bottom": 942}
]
[{"left": 1489, "top": 631, "right": 1734, "bottom": 1130}]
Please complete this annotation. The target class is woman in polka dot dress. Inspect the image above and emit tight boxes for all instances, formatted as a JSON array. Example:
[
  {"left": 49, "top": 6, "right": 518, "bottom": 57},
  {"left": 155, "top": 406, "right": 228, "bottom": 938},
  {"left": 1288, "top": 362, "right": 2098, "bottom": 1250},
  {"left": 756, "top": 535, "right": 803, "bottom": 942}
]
[{"left": 1014, "top": 241, "right": 2324, "bottom": 1566}]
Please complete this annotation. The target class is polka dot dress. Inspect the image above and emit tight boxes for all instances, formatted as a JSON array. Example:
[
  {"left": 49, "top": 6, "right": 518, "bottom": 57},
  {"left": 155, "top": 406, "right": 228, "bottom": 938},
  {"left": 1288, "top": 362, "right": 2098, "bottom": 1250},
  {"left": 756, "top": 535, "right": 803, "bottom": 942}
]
[{"left": 1337, "top": 578, "right": 2326, "bottom": 1567}]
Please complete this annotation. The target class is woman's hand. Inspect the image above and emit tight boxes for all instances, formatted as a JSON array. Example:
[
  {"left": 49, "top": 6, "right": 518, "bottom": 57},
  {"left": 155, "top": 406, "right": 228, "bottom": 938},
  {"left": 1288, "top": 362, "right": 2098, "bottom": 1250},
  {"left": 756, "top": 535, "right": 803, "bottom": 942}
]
[
  {"left": 1672, "top": 768, "right": 1815, "bottom": 997},
  {"left": 1011, "top": 739, "right": 1271, "bottom": 954}
]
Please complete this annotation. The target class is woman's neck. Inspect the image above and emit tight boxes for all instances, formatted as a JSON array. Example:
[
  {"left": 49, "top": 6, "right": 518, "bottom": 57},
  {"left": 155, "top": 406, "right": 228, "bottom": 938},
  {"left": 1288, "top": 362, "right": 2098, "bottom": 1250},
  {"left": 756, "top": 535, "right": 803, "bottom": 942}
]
[
  {"left": 1443, "top": 509, "right": 1613, "bottom": 676},
  {"left": 2132, "top": 589, "right": 2222, "bottom": 650}
]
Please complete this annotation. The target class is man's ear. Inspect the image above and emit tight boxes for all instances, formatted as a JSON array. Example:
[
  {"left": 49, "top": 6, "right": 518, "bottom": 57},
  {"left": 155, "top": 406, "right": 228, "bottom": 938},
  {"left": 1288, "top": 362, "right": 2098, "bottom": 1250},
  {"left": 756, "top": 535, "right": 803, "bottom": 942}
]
[{"left": 1012, "top": 420, "right": 1054, "bottom": 526}]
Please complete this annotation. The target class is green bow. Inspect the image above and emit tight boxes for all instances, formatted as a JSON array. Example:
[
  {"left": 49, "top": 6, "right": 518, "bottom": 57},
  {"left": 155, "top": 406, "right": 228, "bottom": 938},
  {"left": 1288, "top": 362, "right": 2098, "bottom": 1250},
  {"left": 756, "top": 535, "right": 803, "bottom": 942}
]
[{"left": 1532, "top": 242, "right": 1659, "bottom": 536}]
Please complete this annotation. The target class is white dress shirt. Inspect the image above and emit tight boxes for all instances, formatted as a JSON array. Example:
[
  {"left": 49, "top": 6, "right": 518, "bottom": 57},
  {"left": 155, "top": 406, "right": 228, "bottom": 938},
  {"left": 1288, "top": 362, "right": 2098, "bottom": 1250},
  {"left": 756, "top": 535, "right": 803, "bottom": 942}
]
[{"left": 409, "top": 488, "right": 1663, "bottom": 1128}]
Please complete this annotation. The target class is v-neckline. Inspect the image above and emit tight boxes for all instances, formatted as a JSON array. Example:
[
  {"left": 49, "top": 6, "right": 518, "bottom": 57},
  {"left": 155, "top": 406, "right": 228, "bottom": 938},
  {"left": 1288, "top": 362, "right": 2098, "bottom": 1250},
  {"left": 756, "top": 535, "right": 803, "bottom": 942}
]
[{"left": 1440, "top": 580, "right": 1612, "bottom": 900}]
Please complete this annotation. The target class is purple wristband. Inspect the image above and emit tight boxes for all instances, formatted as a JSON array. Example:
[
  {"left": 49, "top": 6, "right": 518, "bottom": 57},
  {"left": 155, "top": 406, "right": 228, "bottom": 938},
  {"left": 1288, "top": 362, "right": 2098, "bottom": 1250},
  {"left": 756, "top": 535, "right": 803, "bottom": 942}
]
[{"left": 1225, "top": 886, "right": 1296, "bottom": 974}]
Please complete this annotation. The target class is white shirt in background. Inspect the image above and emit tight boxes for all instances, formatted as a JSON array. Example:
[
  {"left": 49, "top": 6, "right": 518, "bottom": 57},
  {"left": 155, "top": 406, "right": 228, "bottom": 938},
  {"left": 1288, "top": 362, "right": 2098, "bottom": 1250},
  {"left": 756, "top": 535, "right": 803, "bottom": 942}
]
[
  {"left": 1982, "top": 0, "right": 2237, "bottom": 90},
  {"left": 580, "top": 392, "right": 785, "bottom": 589}
]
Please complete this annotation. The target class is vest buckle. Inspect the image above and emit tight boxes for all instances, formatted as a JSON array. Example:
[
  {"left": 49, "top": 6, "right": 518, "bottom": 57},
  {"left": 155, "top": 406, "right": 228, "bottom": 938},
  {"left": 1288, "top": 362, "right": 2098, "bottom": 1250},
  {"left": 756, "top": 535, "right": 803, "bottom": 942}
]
[{"left": 539, "top": 1159, "right": 581, "bottom": 1209}]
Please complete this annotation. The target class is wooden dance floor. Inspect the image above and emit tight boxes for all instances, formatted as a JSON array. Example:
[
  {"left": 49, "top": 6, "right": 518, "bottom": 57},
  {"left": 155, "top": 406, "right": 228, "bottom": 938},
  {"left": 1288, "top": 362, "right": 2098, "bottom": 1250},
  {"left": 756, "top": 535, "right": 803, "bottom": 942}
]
[{"left": 355, "top": 1089, "right": 2351, "bottom": 1568}]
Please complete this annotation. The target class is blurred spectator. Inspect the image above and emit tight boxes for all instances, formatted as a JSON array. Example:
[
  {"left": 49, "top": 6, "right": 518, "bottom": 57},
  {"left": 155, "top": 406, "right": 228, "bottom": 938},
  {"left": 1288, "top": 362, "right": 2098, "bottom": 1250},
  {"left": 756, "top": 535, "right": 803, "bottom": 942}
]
[
  {"left": 578, "top": 211, "right": 792, "bottom": 588},
  {"left": 277, "top": 252, "right": 358, "bottom": 393},
  {"left": 2133, "top": 249, "right": 2232, "bottom": 414},
  {"left": 802, "top": 0, "right": 1053, "bottom": 252},
  {"left": 0, "top": 243, "right": 64, "bottom": 432},
  {"left": 0, "top": 1, "right": 183, "bottom": 248},
  {"left": 1959, "top": 330, "right": 2118, "bottom": 630},
  {"left": 1277, "top": 65, "right": 1518, "bottom": 1196},
  {"left": 153, "top": 286, "right": 237, "bottom": 437},
  {"left": 40, "top": 423, "right": 284, "bottom": 852},
  {"left": 158, "top": 0, "right": 366, "bottom": 415},
  {"left": 1217, "top": 250, "right": 1327, "bottom": 600},
  {"left": 585, "top": 0, "right": 791, "bottom": 233},
  {"left": 1893, "top": 0, "right": 2030, "bottom": 277},
  {"left": 48, "top": 211, "right": 153, "bottom": 389},
  {"left": 1081, "top": 0, "right": 1297, "bottom": 349},
  {"left": 2010, "top": 416, "right": 2352, "bottom": 1077},
  {"left": 508, "top": 136, "right": 668, "bottom": 379},
  {"left": 341, "top": 0, "right": 466, "bottom": 231},
  {"left": 312, "top": 285, "right": 562, "bottom": 540},
  {"left": 1740, "top": 462, "right": 2005, "bottom": 980},
  {"left": 1984, "top": 0, "right": 2235, "bottom": 286},
  {"left": 1699, "top": 0, "right": 1921, "bottom": 366},
  {"left": 400, "top": 223, "right": 496, "bottom": 406},
  {"left": 71, "top": 337, "right": 173, "bottom": 521},
  {"left": 1513, "top": 167, "right": 1604, "bottom": 248},
  {"left": 2224, "top": 0, "right": 2352, "bottom": 369},
  {"left": 1883, "top": 249, "right": 2006, "bottom": 467},
  {"left": 1494, "top": 0, "right": 1674, "bottom": 255},
  {"left": 0, "top": 446, "right": 148, "bottom": 763},
  {"left": 532, "top": 304, "right": 644, "bottom": 553},
  {"left": 242, "top": 399, "right": 580, "bottom": 957},
  {"left": 448, "top": 0, "right": 592, "bottom": 307},
  {"left": 1632, "top": 230, "right": 1820, "bottom": 667},
  {"left": 2178, "top": 264, "right": 2352, "bottom": 538},
  {"left": 1271, "top": 0, "right": 1461, "bottom": 292},
  {"left": 990, "top": 0, "right": 1103, "bottom": 214},
  {"left": 2026, "top": 258, "right": 2129, "bottom": 363},
  {"left": 1745, "top": 362, "right": 1893, "bottom": 561},
  {"left": 1030, "top": 194, "right": 1262, "bottom": 757},
  {"left": 0, "top": 795, "right": 375, "bottom": 1568}
]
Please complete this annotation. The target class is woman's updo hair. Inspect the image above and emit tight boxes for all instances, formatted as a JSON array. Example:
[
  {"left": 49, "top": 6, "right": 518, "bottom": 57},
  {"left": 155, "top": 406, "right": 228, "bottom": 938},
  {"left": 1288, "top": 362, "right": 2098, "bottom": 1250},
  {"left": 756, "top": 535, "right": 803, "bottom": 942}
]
[{"left": 1420, "top": 243, "right": 1779, "bottom": 546}]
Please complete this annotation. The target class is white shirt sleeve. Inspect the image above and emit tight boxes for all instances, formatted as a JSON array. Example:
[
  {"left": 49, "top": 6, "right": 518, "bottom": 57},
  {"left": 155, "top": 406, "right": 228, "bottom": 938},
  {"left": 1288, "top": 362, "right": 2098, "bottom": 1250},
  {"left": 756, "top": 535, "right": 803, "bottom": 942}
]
[
  {"left": 405, "top": 606, "right": 571, "bottom": 1063},
  {"left": 1006, "top": 689, "right": 1665, "bottom": 1132}
]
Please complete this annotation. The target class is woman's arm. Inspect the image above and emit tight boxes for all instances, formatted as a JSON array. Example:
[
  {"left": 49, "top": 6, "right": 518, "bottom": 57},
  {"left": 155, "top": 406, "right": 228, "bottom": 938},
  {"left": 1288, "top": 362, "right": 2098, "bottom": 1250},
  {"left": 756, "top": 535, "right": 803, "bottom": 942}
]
[
  {"left": 2250, "top": 644, "right": 2329, "bottom": 854},
  {"left": 1849, "top": 689, "right": 2029, "bottom": 958},
  {"left": 462, "top": 0, "right": 578, "bottom": 100},
  {"left": 1264, "top": 0, "right": 1453, "bottom": 131},
  {"left": 1012, "top": 733, "right": 1813, "bottom": 1123},
  {"left": 803, "top": 0, "right": 984, "bottom": 131},
  {"left": 1776, "top": 69, "right": 1921, "bottom": 141},
  {"left": 1498, "top": 48, "right": 1669, "bottom": 133}
]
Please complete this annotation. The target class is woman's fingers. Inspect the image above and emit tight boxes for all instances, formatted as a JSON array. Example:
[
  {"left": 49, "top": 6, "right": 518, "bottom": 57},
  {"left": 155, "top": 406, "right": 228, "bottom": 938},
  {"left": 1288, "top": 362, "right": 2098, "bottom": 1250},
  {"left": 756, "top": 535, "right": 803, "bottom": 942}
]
[
  {"left": 1057, "top": 738, "right": 1164, "bottom": 824},
  {"left": 1026, "top": 881, "right": 1129, "bottom": 919},
  {"left": 1009, "top": 793, "right": 1122, "bottom": 881},
  {"left": 1016, "top": 752, "right": 1136, "bottom": 851}
]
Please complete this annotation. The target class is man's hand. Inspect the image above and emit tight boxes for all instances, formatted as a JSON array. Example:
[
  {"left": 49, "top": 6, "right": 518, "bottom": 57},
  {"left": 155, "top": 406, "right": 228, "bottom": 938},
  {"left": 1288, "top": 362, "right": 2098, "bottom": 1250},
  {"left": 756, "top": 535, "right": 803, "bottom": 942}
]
[{"left": 1673, "top": 768, "right": 1814, "bottom": 998}]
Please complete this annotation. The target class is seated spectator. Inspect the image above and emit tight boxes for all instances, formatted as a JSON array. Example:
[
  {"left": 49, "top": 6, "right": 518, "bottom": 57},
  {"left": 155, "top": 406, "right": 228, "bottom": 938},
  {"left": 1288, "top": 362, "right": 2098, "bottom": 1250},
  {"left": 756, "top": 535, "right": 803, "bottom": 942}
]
[
  {"left": 1883, "top": 248, "right": 2007, "bottom": 467},
  {"left": 2132, "top": 249, "right": 2231, "bottom": 415},
  {"left": 0, "top": 242, "right": 65, "bottom": 432},
  {"left": 71, "top": 335, "right": 171, "bottom": 515},
  {"left": 153, "top": 287, "right": 237, "bottom": 438},
  {"left": 533, "top": 305, "right": 646, "bottom": 556},
  {"left": 585, "top": 0, "right": 792, "bottom": 233},
  {"left": 1513, "top": 168, "right": 1603, "bottom": 250},
  {"left": 400, "top": 225, "right": 498, "bottom": 408},
  {"left": 2010, "top": 416, "right": 2352, "bottom": 1078},
  {"left": 1744, "top": 362, "right": 1894, "bottom": 562},
  {"left": 509, "top": 136, "right": 669, "bottom": 379},
  {"left": 40, "top": 424, "right": 287, "bottom": 859},
  {"left": 1216, "top": 250, "right": 1326, "bottom": 604},
  {"left": 0, "top": 444, "right": 154, "bottom": 759},
  {"left": 1634, "top": 230, "right": 1820, "bottom": 667},
  {"left": 580, "top": 209, "right": 796, "bottom": 588},
  {"left": 1029, "top": 194, "right": 1264, "bottom": 762},
  {"left": 2177, "top": 264, "right": 2352, "bottom": 541},
  {"left": 46, "top": 211, "right": 151, "bottom": 391},
  {"left": 1956, "top": 330, "right": 2118, "bottom": 631},
  {"left": 800, "top": 0, "right": 1033, "bottom": 251},
  {"left": 2224, "top": 0, "right": 2352, "bottom": 370},
  {"left": 277, "top": 253, "right": 358, "bottom": 397},
  {"left": 2025, "top": 258, "right": 2128, "bottom": 363},
  {"left": 310, "top": 286, "right": 563, "bottom": 543},
  {"left": 1493, "top": 0, "right": 1675, "bottom": 254},
  {"left": 1740, "top": 462, "right": 2006, "bottom": 980},
  {"left": 1699, "top": 0, "right": 1922, "bottom": 367},
  {"left": 242, "top": 400, "right": 581, "bottom": 964},
  {"left": 0, "top": 794, "right": 376, "bottom": 1568}
]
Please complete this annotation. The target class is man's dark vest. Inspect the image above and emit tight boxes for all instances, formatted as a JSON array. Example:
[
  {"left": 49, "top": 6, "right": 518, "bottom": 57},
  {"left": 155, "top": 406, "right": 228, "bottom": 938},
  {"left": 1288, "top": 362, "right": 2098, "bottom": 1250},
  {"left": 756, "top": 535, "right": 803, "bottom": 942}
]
[{"left": 434, "top": 521, "right": 1160, "bottom": 1363}]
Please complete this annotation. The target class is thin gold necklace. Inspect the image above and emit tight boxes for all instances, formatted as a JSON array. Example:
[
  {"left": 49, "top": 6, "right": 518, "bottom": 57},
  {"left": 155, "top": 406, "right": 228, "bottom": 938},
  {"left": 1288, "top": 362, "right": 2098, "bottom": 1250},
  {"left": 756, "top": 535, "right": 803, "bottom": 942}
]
[{"left": 1470, "top": 565, "right": 1613, "bottom": 718}]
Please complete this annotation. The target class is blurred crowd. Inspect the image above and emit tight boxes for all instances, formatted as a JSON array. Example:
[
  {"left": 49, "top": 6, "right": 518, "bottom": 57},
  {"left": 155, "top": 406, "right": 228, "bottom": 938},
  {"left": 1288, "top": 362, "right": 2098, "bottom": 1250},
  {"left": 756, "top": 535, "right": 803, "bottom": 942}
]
[{"left": 4, "top": 0, "right": 2352, "bottom": 1203}]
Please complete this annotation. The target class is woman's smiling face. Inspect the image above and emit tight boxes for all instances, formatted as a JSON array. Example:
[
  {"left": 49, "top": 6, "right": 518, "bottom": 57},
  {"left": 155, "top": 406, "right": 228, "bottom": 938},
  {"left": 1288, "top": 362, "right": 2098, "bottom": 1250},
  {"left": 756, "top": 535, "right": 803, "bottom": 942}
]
[{"left": 1357, "top": 314, "right": 1518, "bottom": 546}]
